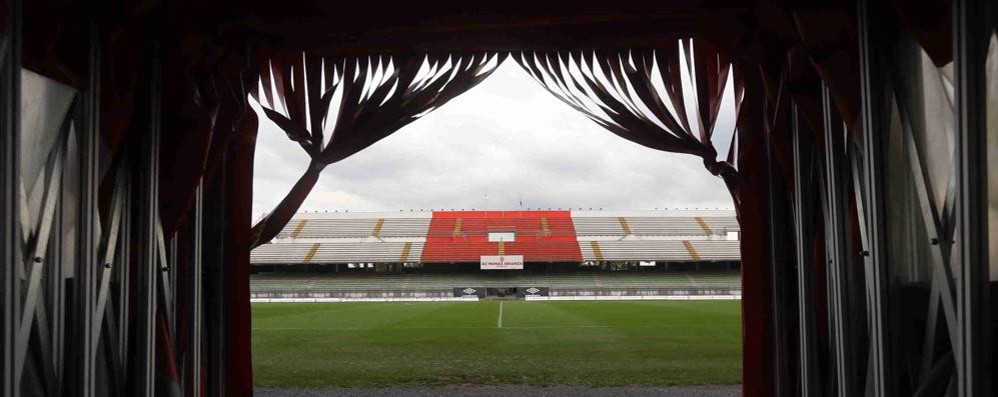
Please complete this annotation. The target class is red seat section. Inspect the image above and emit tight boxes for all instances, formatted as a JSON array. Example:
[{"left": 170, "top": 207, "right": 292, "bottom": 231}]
[{"left": 421, "top": 210, "right": 582, "bottom": 263}]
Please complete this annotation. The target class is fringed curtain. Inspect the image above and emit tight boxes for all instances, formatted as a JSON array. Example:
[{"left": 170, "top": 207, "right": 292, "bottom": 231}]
[
  {"left": 249, "top": 52, "right": 505, "bottom": 247},
  {"left": 158, "top": 44, "right": 260, "bottom": 396},
  {"left": 514, "top": 41, "right": 786, "bottom": 396},
  {"left": 514, "top": 40, "right": 744, "bottom": 204}
]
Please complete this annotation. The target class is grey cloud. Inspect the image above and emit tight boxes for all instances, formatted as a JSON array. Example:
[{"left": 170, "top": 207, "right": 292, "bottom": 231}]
[{"left": 252, "top": 60, "right": 734, "bottom": 219}]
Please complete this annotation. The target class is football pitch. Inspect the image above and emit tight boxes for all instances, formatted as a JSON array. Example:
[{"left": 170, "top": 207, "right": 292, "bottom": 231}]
[{"left": 252, "top": 300, "right": 741, "bottom": 388}]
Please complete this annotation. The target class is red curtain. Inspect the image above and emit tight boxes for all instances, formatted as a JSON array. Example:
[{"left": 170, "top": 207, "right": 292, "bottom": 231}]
[
  {"left": 249, "top": 52, "right": 506, "bottom": 247},
  {"left": 515, "top": 43, "right": 788, "bottom": 396}
]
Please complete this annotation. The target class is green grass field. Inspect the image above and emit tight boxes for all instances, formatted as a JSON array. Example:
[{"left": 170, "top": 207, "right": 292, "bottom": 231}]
[{"left": 252, "top": 300, "right": 741, "bottom": 388}]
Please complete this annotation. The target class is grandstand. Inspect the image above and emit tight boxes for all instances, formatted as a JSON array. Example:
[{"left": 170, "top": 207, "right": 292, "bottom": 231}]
[{"left": 250, "top": 209, "right": 741, "bottom": 300}]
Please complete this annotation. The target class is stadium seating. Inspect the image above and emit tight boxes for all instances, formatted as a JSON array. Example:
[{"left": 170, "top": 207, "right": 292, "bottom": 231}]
[
  {"left": 626, "top": 217, "right": 714, "bottom": 236},
  {"left": 572, "top": 214, "right": 740, "bottom": 237},
  {"left": 701, "top": 216, "right": 740, "bottom": 234},
  {"left": 377, "top": 218, "right": 432, "bottom": 238},
  {"left": 275, "top": 214, "right": 434, "bottom": 240},
  {"left": 578, "top": 240, "right": 739, "bottom": 261},
  {"left": 251, "top": 242, "right": 426, "bottom": 264},
  {"left": 570, "top": 217, "right": 627, "bottom": 236},
  {"left": 424, "top": 210, "right": 577, "bottom": 239},
  {"left": 688, "top": 240, "right": 740, "bottom": 261},
  {"left": 420, "top": 240, "right": 583, "bottom": 262},
  {"left": 253, "top": 209, "right": 739, "bottom": 265},
  {"left": 421, "top": 210, "right": 582, "bottom": 262},
  {"left": 277, "top": 218, "right": 380, "bottom": 239},
  {"left": 251, "top": 243, "right": 317, "bottom": 264}
]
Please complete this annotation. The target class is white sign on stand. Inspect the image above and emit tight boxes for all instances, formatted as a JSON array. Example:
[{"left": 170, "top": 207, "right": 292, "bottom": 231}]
[{"left": 480, "top": 255, "right": 524, "bottom": 270}]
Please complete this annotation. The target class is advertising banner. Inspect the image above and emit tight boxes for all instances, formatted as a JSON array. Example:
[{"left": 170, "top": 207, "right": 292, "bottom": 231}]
[
  {"left": 517, "top": 287, "right": 550, "bottom": 297},
  {"left": 453, "top": 287, "right": 486, "bottom": 298},
  {"left": 480, "top": 255, "right": 524, "bottom": 270}
]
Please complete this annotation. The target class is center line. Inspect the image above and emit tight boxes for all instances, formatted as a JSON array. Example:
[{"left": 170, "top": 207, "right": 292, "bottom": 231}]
[{"left": 497, "top": 301, "right": 504, "bottom": 329}]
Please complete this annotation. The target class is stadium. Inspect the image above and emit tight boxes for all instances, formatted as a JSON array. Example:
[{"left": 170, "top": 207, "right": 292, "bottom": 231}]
[
  {"left": 250, "top": 209, "right": 741, "bottom": 301},
  {"left": 249, "top": 209, "right": 745, "bottom": 391},
  {"left": 5, "top": 1, "right": 997, "bottom": 397}
]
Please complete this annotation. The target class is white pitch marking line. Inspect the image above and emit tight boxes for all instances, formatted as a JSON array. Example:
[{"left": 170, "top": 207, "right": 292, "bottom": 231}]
[
  {"left": 497, "top": 301, "right": 504, "bottom": 329},
  {"left": 254, "top": 324, "right": 708, "bottom": 331}
]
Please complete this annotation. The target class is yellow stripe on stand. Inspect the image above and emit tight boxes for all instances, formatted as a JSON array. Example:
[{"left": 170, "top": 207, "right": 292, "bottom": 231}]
[
  {"left": 452, "top": 218, "right": 463, "bottom": 237},
  {"left": 290, "top": 219, "right": 308, "bottom": 237},
  {"left": 540, "top": 217, "right": 550, "bottom": 236},
  {"left": 372, "top": 219, "right": 385, "bottom": 237},
  {"left": 695, "top": 217, "right": 713, "bottom": 235},
  {"left": 617, "top": 217, "right": 631, "bottom": 235},
  {"left": 399, "top": 242, "right": 412, "bottom": 262},
  {"left": 682, "top": 240, "right": 701, "bottom": 260},
  {"left": 497, "top": 241, "right": 505, "bottom": 255},
  {"left": 590, "top": 241, "right": 604, "bottom": 261},
  {"left": 303, "top": 243, "right": 321, "bottom": 263}
]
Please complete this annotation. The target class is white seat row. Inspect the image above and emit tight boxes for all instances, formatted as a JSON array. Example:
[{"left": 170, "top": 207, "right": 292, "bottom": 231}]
[
  {"left": 571, "top": 218, "right": 626, "bottom": 236},
  {"left": 251, "top": 242, "right": 425, "bottom": 264},
  {"left": 377, "top": 218, "right": 432, "bottom": 237},
  {"left": 579, "top": 240, "right": 739, "bottom": 261},
  {"left": 286, "top": 219, "right": 380, "bottom": 239},
  {"left": 572, "top": 216, "right": 740, "bottom": 237},
  {"left": 688, "top": 240, "right": 740, "bottom": 261}
]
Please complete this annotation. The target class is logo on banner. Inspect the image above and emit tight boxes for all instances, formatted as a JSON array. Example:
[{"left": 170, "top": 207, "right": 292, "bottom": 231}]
[
  {"left": 454, "top": 287, "right": 486, "bottom": 298},
  {"left": 480, "top": 255, "right": 524, "bottom": 270},
  {"left": 517, "top": 286, "right": 549, "bottom": 297}
]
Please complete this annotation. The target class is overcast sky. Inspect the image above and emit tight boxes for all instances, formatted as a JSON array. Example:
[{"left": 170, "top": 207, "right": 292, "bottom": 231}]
[{"left": 251, "top": 59, "right": 735, "bottom": 221}]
